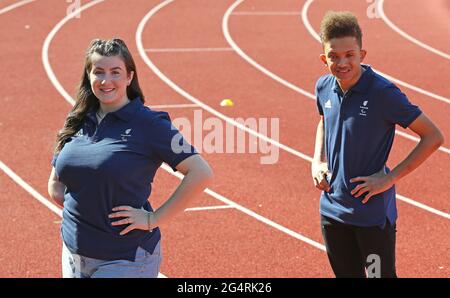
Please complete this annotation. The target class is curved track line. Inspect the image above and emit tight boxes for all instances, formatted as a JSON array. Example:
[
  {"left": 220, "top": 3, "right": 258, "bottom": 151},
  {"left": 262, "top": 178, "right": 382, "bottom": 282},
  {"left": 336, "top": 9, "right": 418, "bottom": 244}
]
[
  {"left": 39, "top": 0, "right": 173, "bottom": 278},
  {"left": 39, "top": 0, "right": 449, "bottom": 270},
  {"left": 378, "top": 0, "right": 450, "bottom": 60},
  {"left": 162, "top": 164, "right": 326, "bottom": 251},
  {"left": 137, "top": 0, "right": 449, "bottom": 220},
  {"left": 38, "top": 0, "right": 171, "bottom": 278},
  {"left": 42, "top": 0, "right": 106, "bottom": 105},
  {"left": 222, "top": 0, "right": 450, "bottom": 155},
  {"left": 41, "top": 0, "right": 326, "bottom": 261},
  {"left": 0, "top": 159, "right": 168, "bottom": 278},
  {"left": 137, "top": 0, "right": 327, "bottom": 252},
  {"left": 136, "top": 1, "right": 313, "bottom": 163},
  {"left": 0, "top": 0, "right": 35, "bottom": 15},
  {"left": 301, "top": 0, "right": 450, "bottom": 105},
  {"left": 223, "top": 0, "right": 450, "bottom": 219},
  {"left": 0, "top": 161, "right": 62, "bottom": 217}
]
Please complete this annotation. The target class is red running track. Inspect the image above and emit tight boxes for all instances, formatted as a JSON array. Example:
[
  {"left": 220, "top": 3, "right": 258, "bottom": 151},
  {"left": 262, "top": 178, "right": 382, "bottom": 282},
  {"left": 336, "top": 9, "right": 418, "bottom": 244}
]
[{"left": 0, "top": 0, "right": 448, "bottom": 277}]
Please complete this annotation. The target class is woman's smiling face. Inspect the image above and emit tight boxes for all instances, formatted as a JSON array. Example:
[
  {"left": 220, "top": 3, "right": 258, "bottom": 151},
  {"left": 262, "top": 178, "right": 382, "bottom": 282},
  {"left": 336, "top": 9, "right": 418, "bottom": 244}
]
[{"left": 89, "top": 52, "right": 134, "bottom": 108}]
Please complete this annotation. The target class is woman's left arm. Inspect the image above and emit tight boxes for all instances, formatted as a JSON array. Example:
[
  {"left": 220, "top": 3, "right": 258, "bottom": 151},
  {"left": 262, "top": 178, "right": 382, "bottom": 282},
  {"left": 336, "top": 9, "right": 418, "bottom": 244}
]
[
  {"left": 152, "top": 154, "right": 214, "bottom": 227},
  {"left": 110, "top": 155, "right": 213, "bottom": 235}
]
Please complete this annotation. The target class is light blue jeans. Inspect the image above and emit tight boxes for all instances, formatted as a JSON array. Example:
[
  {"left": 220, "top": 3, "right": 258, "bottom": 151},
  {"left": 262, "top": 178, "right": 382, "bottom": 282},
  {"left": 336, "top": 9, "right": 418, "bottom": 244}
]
[{"left": 62, "top": 241, "right": 162, "bottom": 278}]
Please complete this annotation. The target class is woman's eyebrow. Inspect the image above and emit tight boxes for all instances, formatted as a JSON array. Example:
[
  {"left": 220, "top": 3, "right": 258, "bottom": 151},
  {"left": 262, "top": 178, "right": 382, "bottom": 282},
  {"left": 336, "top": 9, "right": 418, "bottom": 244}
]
[{"left": 92, "top": 66, "right": 123, "bottom": 70}]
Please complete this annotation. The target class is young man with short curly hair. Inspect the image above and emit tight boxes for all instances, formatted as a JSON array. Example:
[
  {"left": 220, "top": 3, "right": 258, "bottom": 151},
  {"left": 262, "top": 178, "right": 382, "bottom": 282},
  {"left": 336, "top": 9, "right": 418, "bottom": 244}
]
[{"left": 312, "top": 11, "right": 444, "bottom": 278}]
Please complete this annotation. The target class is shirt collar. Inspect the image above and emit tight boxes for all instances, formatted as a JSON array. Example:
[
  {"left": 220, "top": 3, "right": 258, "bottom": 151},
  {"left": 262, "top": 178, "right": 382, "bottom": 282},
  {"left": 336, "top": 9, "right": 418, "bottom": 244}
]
[
  {"left": 333, "top": 64, "right": 374, "bottom": 94},
  {"left": 86, "top": 97, "right": 143, "bottom": 123},
  {"left": 110, "top": 97, "right": 143, "bottom": 122}
]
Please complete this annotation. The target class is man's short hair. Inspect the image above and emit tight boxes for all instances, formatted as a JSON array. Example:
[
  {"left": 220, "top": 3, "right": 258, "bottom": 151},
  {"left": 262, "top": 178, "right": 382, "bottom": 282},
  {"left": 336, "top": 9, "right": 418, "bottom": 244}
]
[{"left": 320, "top": 11, "right": 363, "bottom": 48}]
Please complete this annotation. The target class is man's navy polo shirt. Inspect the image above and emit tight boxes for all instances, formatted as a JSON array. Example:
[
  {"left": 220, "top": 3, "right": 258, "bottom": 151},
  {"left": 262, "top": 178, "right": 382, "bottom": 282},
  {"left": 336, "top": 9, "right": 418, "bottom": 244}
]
[
  {"left": 52, "top": 98, "right": 197, "bottom": 261},
  {"left": 315, "top": 65, "right": 422, "bottom": 228}
]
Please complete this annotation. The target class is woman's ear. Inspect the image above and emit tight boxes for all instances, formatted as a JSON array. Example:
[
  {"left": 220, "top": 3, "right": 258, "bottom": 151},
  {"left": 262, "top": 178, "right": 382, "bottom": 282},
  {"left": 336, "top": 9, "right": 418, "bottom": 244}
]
[{"left": 128, "top": 71, "right": 134, "bottom": 86}]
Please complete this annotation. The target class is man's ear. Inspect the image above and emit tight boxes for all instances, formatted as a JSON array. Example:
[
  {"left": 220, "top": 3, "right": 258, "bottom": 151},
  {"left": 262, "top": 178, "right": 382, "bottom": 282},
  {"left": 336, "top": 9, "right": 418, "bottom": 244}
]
[
  {"left": 320, "top": 54, "right": 328, "bottom": 66},
  {"left": 360, "top": 49, "right": 367, "bottom": 62}
]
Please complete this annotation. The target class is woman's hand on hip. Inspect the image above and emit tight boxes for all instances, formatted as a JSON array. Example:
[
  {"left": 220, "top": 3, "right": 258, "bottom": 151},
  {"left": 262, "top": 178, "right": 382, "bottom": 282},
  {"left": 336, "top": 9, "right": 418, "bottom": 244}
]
[{"left": 109, "top": 206, "right": 156, "bottom": 235}]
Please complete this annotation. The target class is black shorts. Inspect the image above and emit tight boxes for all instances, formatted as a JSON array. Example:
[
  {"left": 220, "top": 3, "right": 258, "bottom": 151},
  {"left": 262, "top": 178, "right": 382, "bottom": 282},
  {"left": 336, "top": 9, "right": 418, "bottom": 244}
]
[{"left": 320, "top": 215, "right": 397, "bottom": 278}]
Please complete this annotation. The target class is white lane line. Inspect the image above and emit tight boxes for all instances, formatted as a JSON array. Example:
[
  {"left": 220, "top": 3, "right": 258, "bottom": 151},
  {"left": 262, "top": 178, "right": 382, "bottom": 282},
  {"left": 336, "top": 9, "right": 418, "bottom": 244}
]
[
  {"left": 149, "top": 104, "right": 199, "bottom": 109},
  {"left": 0, "top": 160, "right": 62, "bottom": 217},
  {"left": 378, "top": 0, "right": 450, "bottom": 60},
  {"left": 224, "top": 1, "right": 450, "bottom": 156},
  {"left": 231, "top": 11, "right": 300, "bottom": 16},
  {"left": 39, "top": 0, "right": 448, "bottom": 270},
  {"left": 36, "top": 0, "right": 168, "bottom": 278},
  {"left": 0, "top": 0, "right": 35, "bottom": 15},
  {"left": 397, "top": 194, "right": 450, "bottom": 219},
  {"left": 395, "top": 130, "right": 450, "bottom": 154},
  {"left": 145, "top": 47, "right": 233, "bottom": 53},
  {"left": 164, "top": 164, "right": 326, "bottom": 251},
  {"left": 0, "top": 160, "right": 168, "bottom": 278},
  {"left": 225, "top": 2, "right": 315, "bottom": 99},
  {"left": 39, "top": 0, "right": 168, "bottom": 278},
  {"left": 38, "top": 0, "right": 323, "bottom": 272},
  {"left": 185, "top": 205, "right": 235, "bottom": 212},
  {"left": 301, "top": 0, "right": 450, "bottom": 105},
  {"left": 138, "top": 0, "right": 450, "bottom": 221},
  {"left": 140, "top": 0, "right": 327, "bottom": 252},
  {"left": 42, "top": 0, "right": 107, "bottom": 106},
  {"left": 137, "top": 1, "right": 313, "bottom": 163}
]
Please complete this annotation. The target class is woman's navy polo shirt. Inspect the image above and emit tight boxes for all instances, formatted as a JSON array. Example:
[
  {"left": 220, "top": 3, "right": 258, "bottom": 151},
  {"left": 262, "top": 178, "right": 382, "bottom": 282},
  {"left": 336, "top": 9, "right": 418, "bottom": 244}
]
[
  {"left": 52, "top": 98, "right": 197, "bottom": 261},
  {"left": 315, "top": 65, "right": 422, "bottom": 228}
]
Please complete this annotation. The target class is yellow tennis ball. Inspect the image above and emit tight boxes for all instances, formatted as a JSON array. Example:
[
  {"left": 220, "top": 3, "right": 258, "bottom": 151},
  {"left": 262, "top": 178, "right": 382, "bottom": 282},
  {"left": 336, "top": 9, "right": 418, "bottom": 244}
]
[{"left": 220, "top": 99, "right": 234, "bottom": 107}]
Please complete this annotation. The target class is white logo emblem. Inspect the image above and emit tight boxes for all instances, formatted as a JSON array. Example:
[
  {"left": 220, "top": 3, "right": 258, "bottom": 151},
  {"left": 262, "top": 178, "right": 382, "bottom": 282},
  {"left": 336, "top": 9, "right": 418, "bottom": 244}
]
[
  {"left": 75, "top": 128, "right": 83, "bottom": 137},
  {"left": 121, "top": 128, "right": 132, "bottom": 141},
  {"left": 324, "top": 99, "right": 332, "bottom": 109},
  {"left": 359, "top": 100, "right": 369, "bottom": 117}
]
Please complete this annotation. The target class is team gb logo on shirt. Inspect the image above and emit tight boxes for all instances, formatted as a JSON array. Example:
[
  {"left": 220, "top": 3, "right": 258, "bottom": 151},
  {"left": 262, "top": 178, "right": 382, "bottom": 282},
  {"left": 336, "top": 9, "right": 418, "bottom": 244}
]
[
  {"left": 75, "top": 128, "right": 83, "bottom": 137},
  {"left": 359, "top": 100, "right": 369, "bottom": 117},
  {"left": 121, "top": 128, "right": 132, "bottom": 141}
]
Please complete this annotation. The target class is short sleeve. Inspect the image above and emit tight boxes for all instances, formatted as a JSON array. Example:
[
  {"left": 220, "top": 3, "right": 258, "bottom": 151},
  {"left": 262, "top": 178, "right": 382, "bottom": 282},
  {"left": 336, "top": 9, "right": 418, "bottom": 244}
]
[
  {"left": 51, "top": 153, "right": 59, "bottom": 167},
  {"left": 382, "top": 86, "right": 422, "bottom": 128},
  {"left": 315, "top": 79, "right": 324, "bottom": 116},
  {"left": 149, "top": 113, "right": 198, "bottom": 171}
]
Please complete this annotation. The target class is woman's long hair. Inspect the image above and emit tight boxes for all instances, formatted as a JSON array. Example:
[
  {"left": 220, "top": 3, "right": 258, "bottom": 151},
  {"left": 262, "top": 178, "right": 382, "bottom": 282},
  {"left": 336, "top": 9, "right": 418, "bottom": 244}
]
[{"left": 54, "top": 38, "right": 145, "bottom": 153}]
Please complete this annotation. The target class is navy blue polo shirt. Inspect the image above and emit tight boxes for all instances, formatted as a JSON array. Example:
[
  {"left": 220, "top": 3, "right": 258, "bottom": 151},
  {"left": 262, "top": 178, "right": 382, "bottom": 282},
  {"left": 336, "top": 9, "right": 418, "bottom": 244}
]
[
  {"left": 315, "top": 65, "right": 422, "bottom": 228},
  {"left": 52, "top": 98, "right": 197, "bottom": 261}
]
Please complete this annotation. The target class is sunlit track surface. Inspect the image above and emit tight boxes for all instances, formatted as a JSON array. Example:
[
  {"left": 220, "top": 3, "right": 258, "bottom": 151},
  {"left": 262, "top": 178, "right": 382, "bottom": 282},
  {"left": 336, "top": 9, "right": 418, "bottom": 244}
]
[{"left": 0, "top": 0, "right": 448, "bottom": 277}]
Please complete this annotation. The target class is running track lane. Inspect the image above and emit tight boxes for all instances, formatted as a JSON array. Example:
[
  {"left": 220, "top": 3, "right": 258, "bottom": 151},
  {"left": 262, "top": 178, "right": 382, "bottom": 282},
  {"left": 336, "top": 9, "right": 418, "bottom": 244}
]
[
  {"left": 1, "top": 0, "right": 448, "bottom": 278},
  {"left": 224, "top": 0, "right": 450, "bottom": 210},
  {"left": 305, "top": 0, "right": 450, "bottom": 99},
  {"left": 136, "top": 0, "right": 449, "bottom": 276},
  {"left": 6, "top": 0, "right": 333, "bottom": 277}
]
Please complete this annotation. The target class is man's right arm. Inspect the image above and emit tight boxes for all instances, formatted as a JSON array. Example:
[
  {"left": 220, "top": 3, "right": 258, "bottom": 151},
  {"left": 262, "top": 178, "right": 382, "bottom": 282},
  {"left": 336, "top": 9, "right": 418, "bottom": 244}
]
[
  {"left": 311, "top": 116, "right": 331, "bottom": 192},
  {"left": 48, "top": 167, "right": 66, "bottom": 208}
]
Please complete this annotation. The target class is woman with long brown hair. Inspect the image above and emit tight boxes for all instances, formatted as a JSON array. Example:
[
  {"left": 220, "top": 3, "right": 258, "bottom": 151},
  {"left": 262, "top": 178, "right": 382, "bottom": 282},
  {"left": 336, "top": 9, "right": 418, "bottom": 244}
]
[{"left": 48, "top": 38, "right": 213, "bottom": 278}]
